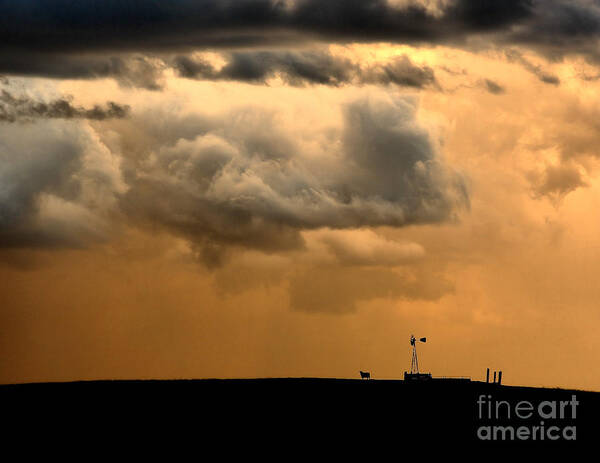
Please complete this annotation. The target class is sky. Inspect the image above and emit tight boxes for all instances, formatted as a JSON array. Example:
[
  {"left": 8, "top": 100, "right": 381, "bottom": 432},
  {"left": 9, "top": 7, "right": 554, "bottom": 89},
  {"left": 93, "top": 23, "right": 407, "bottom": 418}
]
[{"left": 1, "top": 0, "right": 600, "bottom": 390}]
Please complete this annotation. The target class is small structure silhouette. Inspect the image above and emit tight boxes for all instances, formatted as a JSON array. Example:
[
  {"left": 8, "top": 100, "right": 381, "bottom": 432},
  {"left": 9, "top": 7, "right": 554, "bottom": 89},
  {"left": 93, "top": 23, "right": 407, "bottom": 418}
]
[
  {"left": 360, "top": 371, "right": 370, "bottom": 379},
  {"left": 486, "top": 368, "right": 503, "bottom": 385}
]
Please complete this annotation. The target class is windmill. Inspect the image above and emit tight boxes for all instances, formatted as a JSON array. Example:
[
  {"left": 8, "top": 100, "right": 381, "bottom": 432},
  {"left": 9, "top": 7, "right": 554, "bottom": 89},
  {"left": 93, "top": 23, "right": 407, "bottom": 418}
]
[{"left": 404, "top": 334, "right": 432, "bottom": 381}]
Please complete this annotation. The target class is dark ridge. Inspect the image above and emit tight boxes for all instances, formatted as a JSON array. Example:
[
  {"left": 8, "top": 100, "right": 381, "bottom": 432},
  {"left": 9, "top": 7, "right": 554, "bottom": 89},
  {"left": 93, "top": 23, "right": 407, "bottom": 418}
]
[{"left": 2, "top": 377, "right": 598, "bottom": 452}]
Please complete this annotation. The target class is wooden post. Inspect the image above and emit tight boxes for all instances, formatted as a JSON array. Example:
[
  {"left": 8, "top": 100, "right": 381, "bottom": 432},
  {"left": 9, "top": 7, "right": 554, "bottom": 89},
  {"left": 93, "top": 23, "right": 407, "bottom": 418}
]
[
  {"left": 493, "top": 371, "right": 497, "bottom": 383},
  {"left": 498, "top": 371, "right": 502, "bottom": 385},
  {"left": 486, "top": 368, "right": 490, "bottom": 383}
]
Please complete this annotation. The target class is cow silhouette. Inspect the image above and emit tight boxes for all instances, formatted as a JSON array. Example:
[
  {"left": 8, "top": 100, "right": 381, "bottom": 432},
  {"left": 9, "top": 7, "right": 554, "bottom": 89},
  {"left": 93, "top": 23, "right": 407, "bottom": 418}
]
[{"left": 360, "top": 371, "right": 370, "bottom": 380}]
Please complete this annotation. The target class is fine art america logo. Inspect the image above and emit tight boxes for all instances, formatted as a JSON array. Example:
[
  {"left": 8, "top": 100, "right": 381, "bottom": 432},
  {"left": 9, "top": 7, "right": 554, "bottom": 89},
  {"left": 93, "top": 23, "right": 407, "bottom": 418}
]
[{"left": 476, "top": 395, "right": 578, "bottom": 441}]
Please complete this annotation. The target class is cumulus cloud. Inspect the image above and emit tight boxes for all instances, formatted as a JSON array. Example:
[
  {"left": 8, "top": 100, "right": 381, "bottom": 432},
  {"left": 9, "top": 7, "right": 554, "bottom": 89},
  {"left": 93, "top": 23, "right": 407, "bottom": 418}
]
[
  {"left": 0, "top": 120, "right": 125, "bottom": 248},
  {"left": 173, "top": 51, "right": 438, "bottom": 88},
  {"left": 0, "top": 90, "right": 130, "bottom": 123},
  {"left": 0, "top": 87, "right": 467, "bottom": 264},
  {"left": 118, "top": 95, "right": 468, "bottom": 265}
]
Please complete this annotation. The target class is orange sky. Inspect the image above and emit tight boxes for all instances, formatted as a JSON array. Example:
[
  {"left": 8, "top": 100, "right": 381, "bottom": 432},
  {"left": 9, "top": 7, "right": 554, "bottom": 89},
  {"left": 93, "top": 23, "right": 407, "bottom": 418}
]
[{"left": 2, "top": 2, "right": 600, "bottom": 390}]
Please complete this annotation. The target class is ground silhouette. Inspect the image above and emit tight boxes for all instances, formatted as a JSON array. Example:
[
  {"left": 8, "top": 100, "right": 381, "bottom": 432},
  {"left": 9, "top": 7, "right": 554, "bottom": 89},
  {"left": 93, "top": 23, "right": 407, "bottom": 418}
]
[{"left": 2, "top": 378, "right": 597, "bottom": 453}]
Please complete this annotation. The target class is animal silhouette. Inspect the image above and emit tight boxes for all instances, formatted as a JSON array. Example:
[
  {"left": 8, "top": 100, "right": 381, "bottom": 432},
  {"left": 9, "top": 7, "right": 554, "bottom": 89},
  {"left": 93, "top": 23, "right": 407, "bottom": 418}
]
[{"left": 360, "top": 371, "right": 370, "bottom": 380}]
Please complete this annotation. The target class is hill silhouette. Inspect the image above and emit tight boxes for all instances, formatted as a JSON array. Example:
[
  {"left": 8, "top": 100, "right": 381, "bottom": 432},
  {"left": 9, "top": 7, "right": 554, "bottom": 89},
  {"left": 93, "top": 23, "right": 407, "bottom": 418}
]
[{"left": 2, "top": 378, "right": 597, "bottom": 453}]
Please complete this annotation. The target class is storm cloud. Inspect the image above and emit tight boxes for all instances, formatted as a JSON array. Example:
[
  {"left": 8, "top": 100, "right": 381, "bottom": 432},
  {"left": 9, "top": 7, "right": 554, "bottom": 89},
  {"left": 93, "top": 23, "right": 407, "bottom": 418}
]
[
  {"left": 118, "top": 95, "right": 468, "bottom": 264},
  {"left": 0, "top": 54, "right": 165, "bottom": 90},
  {"left": 0, "top": 0, "right": 534, "bottom": 51},
  {"left": 0, "top": 93, "right": 467, "bottom": 259},
  {"left": 1, "top": 0, "right": 600, "bottom": 82}
]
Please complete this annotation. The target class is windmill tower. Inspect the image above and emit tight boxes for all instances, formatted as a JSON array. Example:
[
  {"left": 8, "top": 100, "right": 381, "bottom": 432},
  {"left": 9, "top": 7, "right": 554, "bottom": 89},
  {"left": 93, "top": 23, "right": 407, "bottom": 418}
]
[{"left": 404, "top": 334, "right": 432, "bottom": 381}]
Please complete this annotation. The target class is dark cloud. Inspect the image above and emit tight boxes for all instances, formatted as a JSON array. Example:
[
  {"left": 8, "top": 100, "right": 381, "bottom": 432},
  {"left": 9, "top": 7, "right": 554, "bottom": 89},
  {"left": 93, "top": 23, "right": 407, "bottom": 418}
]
[
  {"left": 117, "top": 96, "right": 468, "bottom": 265},
  {"left": 505, "top": 0, "right": 600, "bottom": 61},
  {"left": 484, "top": 79, "right": 505, "bottom": 94},
  {"left": 1, "top": 0, "right": 598, "bottom": 92},
  {"left": 0, "top": 90, "right": 130, "bottom": 123},
  {"left": 504, "top": 49, "right": 561, "bottom": 85},
  {"left": 529, "top": 164, "right": 588, "bottom": 200},
  {"left": 538, "top": 74, "right": 561, "bottom": 85},
  {"left": 0, "top": 54, "right": 165, "bottom": 90},
  {"left": 0, "top": 0, "right": 588, "bottom": 57},
  {"left": 2, "top": 0, "right": 599, "bottom": 78},
  {"left": 362, "top": 55, "right": 438, "bottom": 88},
  {"left": 173, "top": 51, "right": 437, "bottom": 88},
  {"left": 0, "top": 0, "right": 532, "bottom": 52},
  {"left": 173, "top": 51, "right": 356, "bottom": 85}
]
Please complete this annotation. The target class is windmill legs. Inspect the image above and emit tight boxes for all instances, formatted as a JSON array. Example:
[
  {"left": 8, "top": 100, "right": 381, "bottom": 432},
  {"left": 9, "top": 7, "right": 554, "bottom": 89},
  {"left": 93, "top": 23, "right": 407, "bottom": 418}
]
[{"left": 411, "top": 344, "right": 419, "bottom": 374}]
